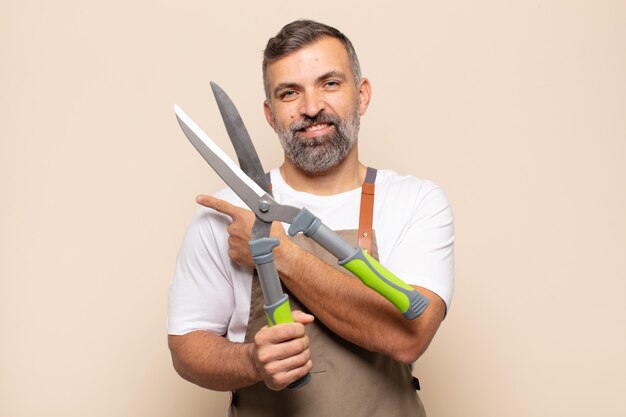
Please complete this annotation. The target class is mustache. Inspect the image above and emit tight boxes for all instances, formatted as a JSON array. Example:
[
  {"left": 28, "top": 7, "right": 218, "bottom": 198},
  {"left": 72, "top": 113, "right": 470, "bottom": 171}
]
[{"left": 289, "top": 112, "right": 341, "bottom": 132}]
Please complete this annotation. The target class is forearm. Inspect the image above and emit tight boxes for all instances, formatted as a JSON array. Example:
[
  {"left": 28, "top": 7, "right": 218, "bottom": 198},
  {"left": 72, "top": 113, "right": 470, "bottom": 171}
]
[
  {"left": 168, "top": 330, "right": 261, "bottom": 391},
  {"left": 275, "top": 238, "right": 445, "bottom": 364}
]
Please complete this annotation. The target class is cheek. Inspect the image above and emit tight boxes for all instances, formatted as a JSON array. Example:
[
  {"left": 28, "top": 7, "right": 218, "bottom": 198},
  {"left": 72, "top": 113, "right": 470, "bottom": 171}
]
[
  {"left": 327, "top": 95, "right": 355, "bottom": 117},
  {"left": 273, "top": 103, "right": 300, "bottom": 128}
]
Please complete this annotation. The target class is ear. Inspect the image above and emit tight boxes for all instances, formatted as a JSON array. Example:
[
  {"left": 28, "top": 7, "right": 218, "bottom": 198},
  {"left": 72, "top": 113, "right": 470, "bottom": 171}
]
[
  {"left": 263, "top": 100, "right": 276, "bottom": 130},
  {"left": 357, "top": 77, "right": 372, "bottom": 116}
]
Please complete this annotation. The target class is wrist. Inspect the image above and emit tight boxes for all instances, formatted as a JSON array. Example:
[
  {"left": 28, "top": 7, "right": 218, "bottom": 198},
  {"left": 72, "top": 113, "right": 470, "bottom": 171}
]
[
  {"left": 274, "top": 234, "right": 299, "bottom": 277},
  {"left": 246, "top": 342, "right": 263, "bottom": 382}
]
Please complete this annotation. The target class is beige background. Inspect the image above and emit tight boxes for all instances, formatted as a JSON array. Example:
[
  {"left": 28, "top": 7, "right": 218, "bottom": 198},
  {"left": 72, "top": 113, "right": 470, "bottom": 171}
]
[{"left": 2, "top": 0, "right": 625, "bottom": 416}]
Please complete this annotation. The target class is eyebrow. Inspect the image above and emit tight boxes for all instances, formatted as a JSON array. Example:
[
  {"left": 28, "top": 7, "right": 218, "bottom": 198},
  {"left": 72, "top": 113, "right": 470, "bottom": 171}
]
[
  {"left": 272, "top": 71, "right": 348, "bottom": 98},
  {"left": 318, "top": 71, "right": 347, "bottom": 83}
]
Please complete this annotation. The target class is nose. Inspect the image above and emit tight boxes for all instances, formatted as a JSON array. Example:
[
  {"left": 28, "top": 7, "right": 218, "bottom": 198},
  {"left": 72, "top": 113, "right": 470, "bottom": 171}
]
[{"left": 300, "top": 90, "right": 325, "bottom": 117}]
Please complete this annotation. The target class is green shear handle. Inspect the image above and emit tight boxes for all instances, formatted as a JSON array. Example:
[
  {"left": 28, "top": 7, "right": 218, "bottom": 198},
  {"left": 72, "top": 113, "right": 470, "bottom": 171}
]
[
  {"left": 288, "top": 208, "right": 429, "bottom": 320},
  {"left": 250, "top": 237, "right": 312, "bottom": 389}
]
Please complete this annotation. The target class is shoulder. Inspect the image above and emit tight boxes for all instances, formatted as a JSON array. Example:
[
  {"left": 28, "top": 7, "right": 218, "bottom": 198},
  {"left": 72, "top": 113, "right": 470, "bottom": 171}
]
[
  {"left": 376, "top": 169, "right": 440, "bottom": 193},
  {"left": 373, "top": 169, "right": 455, "bottom": 310},
  {"left": 375, "top": 169, "right": 450, "bottom": 214}
]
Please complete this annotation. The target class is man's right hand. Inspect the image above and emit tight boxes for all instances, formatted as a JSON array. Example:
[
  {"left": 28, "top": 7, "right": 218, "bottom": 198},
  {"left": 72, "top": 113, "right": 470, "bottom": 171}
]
[{"left": 251, "top": 310, "right": 314, "bottom": 391}]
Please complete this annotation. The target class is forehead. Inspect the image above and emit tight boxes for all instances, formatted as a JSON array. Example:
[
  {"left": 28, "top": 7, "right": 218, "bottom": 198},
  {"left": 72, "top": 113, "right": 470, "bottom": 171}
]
[{"left": 265, "top": 37, "right": 353, "bottom": 88}]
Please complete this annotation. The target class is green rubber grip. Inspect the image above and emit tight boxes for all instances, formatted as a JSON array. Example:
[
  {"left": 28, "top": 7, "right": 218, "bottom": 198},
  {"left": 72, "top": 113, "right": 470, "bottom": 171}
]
[
  {"left": 264, "top": 294, "right": 294, "bottom": 326},
  {"left": 340, "top": 249, "right": 429, "bottom": 319},
  {"left": 263, "top": 294, "right": 311, "bottom": 389}
]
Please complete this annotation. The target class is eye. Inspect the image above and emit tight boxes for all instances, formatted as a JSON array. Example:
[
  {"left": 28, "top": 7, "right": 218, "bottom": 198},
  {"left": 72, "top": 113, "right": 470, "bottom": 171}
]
[
  {"left": 279, "top": 90, "right": 298, "bottom": 101},
  {"left": 324, "top": 80, "right": 341, "bottom": 89}
]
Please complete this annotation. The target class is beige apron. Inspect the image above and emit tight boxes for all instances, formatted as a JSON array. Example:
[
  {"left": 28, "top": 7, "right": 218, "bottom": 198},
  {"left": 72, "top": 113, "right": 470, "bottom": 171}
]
[{"left": 230, "top": 169, "right": 426, "bottom": 417}]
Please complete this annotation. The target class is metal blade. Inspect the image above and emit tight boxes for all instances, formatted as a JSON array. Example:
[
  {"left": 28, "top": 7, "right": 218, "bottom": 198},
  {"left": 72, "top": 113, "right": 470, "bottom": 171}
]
[
  {"left": 175, "top": 104, "right": 266, "bottom": 208},
  {"left": 175, "top": 104, "right": 301, "bottom": 224},
  {"left": 210, "top": 81, "right": 271, "bottom": 195}
]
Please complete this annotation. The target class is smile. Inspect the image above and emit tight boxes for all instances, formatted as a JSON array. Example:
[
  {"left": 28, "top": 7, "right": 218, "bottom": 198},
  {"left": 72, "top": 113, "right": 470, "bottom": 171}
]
[{"left": 303, "top": 122, "right": 332, "bottom": 132}]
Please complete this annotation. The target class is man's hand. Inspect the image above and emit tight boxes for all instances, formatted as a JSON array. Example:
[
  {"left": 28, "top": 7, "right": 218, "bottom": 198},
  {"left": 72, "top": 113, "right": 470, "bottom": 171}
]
[
  {"left": 197, "top": 194, "right": 287, "bottom": 268},
  {"left": 168, "top": 310, "right": 314, "bottom": 392},
  {"left": 251, "top": 310, "right": 314, "bottom": 391},
  {"left": 197, "top": 194, "right": 312, "bottom": 390}
]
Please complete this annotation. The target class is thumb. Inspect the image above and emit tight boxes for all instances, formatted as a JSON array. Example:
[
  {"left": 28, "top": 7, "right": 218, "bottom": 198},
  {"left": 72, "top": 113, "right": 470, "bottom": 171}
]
[{"left": 291, "top": 310, "right": 315, "bottom": 326}]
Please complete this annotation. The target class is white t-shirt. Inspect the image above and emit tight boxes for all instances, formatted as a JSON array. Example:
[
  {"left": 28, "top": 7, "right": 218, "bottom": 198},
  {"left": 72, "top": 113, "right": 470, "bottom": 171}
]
[{"left": 168, "top": 168, "right": 454, "bottom": 343}]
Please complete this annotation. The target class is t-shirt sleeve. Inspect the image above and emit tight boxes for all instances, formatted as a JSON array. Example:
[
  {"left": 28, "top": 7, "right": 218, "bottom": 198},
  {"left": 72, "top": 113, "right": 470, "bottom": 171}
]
[
  {"left": 167, "top": 207, "right": 235, "bottom": 335},
  {"left": 385, "top": 182, "right": 455, "bottom": 311}
]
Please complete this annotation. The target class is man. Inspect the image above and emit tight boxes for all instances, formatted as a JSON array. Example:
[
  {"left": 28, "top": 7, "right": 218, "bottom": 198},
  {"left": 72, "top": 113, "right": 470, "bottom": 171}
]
[{"left": 168, "top": 20, "right": 454, "bottom": 416}]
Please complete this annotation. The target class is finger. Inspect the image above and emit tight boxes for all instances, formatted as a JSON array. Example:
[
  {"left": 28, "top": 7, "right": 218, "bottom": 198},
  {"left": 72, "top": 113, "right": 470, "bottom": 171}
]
[
  {"left": 256, "top": 323, "right": 307, "bottom": 347},
  {"left": 196, "top": 194, "right": 243, "bottom": 219},
  {"left": 263, "top": 346, "right": 311, "bottom": 375},
  {"left": 270, "top": 220, "right": 287, "bottom": 236},
  {"left": 270, "top": 336, "right": 310, "bottom": 362},
  {"left": 266, "top": 359, "right": 313, "bottom": 392},
  {"left": 291, "top": 310, "right": 315, "bottom": 325}
]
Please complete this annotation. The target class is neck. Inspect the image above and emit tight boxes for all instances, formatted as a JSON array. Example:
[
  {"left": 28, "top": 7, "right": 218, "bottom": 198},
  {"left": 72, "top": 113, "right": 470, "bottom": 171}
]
[{"left": 279, "top": 148, "right": 366, "bottom": 195}]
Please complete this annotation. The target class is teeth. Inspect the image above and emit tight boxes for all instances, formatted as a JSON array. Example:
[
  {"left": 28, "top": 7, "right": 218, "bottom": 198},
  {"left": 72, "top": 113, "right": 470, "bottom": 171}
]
[{"left": 303, "top": 123, "right": 330, "bottom": 132}]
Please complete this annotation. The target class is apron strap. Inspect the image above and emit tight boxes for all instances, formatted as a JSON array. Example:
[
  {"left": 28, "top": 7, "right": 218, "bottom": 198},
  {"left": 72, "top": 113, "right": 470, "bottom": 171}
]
[
  {"left": 358, "top": 167, "right": 377, "bottom": 254},
  {"left": 265, "top": 172, "right": 272, "bottom": 192},
  {"left": 265, "top": 168, "right": 377, "bottom": 253}
]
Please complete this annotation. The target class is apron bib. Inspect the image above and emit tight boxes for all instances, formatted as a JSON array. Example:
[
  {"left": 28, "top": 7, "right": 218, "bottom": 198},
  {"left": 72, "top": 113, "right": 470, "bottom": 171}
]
[{"left": 230, "top": 169, "right": 426, "bottom": 417}]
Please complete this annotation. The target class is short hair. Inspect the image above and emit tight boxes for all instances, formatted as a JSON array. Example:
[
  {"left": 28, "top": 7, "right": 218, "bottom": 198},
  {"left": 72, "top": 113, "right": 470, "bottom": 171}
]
[{"left": 262, "top": 19, "right": 362, "bottom": 100}]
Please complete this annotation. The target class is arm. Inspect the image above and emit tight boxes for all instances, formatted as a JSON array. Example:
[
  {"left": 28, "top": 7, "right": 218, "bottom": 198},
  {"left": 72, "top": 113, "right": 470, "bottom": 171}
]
[
  {"left": 168, "top": 311, "right": 314, "bottom": 391},
  {"left": 168, "top": 330, "right": 258, "bottom": 391},
  {"left": 275, "top": 242, "right": 445, "bottom": 364},
  {"left": 276, "top": 184, "right": 453, "bottom": 364},
  {"left": 197, "top": 193, "right": 451, "bottom": 364},
  {"left": 168, "top": 202, "right": 314, "bottom": 391}
]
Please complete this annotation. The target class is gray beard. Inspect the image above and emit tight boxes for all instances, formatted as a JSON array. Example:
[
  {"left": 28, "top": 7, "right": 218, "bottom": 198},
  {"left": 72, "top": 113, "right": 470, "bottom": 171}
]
[{"left": 275, "top": 110, "right": 360, "bottom": 174}]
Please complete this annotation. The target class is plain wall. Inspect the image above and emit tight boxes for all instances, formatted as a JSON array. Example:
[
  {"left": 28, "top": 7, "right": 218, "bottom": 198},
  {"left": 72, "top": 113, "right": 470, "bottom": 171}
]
[{"left": 1, "top": 1, "right": 625, "bottom": 416}]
